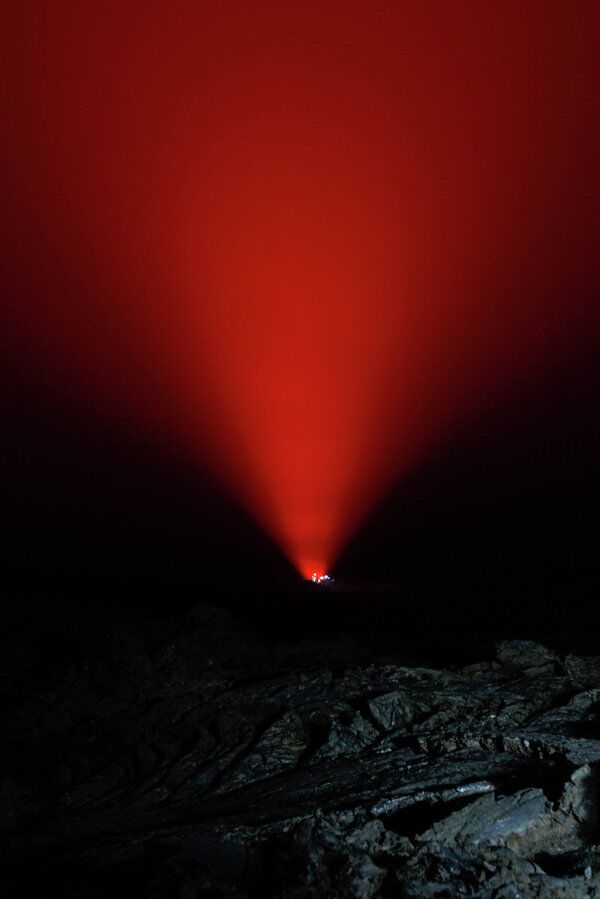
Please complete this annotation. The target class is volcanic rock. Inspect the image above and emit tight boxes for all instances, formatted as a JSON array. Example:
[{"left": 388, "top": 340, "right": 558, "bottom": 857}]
[{"left": 2, "top": 604, "right": 600, "bottom": 896}]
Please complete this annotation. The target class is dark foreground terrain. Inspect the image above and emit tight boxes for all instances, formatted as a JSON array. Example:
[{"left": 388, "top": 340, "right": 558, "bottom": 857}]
[{"left": 2, "top": 598, "right": 600, "bottom": 897}]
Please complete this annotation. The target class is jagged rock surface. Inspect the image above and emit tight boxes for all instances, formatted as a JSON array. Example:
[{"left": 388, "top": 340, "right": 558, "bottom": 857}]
[{"left": 1, "top": 605, "right": 600, "bottom": 896}]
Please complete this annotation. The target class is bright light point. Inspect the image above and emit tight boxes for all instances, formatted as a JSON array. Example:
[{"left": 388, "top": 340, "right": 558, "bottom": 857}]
[{"left": 310, "top": 572, "right": 334, "bottom": 586}]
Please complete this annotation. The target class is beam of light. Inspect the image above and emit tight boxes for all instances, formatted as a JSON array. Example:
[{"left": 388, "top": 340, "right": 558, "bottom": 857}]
[{"left": 1, "top": 2, "right": 598, "bottom": 579}]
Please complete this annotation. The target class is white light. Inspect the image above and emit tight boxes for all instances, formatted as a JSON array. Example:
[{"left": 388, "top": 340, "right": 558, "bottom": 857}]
[{"left": 311, "top": 573, "right": 334, "bottom": 586}]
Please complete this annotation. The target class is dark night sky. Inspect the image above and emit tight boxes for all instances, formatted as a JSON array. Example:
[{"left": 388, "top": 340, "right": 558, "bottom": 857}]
[{"left": 1, "top": 2, "right": 599, "bottom": 612}]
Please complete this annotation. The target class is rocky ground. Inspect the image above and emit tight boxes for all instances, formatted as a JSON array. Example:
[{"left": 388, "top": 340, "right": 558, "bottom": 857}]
[{"left": 2, "top": 601, "right": 600, "bottom": 897}]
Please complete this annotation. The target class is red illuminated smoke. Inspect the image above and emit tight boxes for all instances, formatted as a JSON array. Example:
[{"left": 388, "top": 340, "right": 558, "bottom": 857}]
[{"left": 2, "top": 2, "right": 598, "bottom": 577}]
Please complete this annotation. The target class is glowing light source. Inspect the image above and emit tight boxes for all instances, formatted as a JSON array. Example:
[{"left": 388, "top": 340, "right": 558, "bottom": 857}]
[{"left": 311, "top": 573, "right": 334, "bottom": 586}]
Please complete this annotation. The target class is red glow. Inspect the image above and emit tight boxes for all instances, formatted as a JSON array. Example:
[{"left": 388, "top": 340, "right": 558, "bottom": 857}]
[{"left": 2, "top": 3, "right": 598, "bottom": 578}]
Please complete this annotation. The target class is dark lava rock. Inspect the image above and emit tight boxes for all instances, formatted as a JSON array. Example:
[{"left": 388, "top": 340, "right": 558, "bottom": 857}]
[
  {"left": 2, "top": 612, "right": 600, "bottom": 897},
  {"left": 368, "top": 689, "right": 412, "bottom": 731},
  {"left": 495, "top": 639, "right": 560, "bottom": 672}
]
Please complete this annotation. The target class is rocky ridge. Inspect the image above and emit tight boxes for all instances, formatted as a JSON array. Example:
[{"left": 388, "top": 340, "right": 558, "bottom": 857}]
[{"left": 1, "top": 604, "right": 600, "bottom": 896}]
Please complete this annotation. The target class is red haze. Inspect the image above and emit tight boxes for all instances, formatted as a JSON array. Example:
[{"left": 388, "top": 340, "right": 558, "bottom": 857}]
[{"left": 2, "top": 2, "right": 599, "bottom": 578}]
